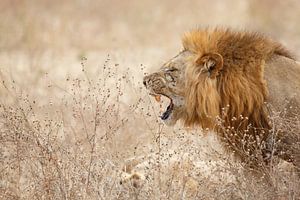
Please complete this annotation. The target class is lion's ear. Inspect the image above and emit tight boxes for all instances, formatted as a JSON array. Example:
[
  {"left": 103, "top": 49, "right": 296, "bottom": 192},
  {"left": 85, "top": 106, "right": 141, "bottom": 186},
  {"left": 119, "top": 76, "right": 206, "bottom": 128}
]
[{"left": 196, "top": 53, "right": 223, "bottom": 78}]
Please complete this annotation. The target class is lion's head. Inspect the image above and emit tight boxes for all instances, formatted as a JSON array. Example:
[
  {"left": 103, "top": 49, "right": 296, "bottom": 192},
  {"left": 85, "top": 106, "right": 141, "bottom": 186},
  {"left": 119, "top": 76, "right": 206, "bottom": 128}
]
[{"left": 143, "top": 28, "right": 293, "bottom": 131}]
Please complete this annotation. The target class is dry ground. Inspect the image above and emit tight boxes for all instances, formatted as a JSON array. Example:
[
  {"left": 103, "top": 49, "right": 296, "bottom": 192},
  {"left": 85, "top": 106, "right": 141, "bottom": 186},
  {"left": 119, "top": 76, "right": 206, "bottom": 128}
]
[{"left": 1, "top": 0, "right": 300, "bottom": 199}]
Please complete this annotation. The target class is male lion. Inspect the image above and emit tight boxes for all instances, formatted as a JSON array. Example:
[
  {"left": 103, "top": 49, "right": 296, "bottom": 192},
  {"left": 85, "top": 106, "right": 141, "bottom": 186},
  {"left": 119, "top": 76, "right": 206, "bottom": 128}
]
[{"left": 143, "top": 28, "right": 300, "bottom": 170}]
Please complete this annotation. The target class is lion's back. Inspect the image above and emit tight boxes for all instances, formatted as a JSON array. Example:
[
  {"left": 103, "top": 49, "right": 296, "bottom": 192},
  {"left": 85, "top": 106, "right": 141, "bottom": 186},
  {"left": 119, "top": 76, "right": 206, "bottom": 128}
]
[{"left": 265, "top": 55, "right": 300, "bottom": 115}]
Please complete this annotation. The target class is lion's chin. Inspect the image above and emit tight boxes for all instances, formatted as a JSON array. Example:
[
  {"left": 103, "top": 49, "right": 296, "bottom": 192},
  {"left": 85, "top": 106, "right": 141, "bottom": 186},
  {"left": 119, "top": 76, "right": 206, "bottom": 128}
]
[
  {"left": 160, "top": 102, "right": 173, "bottom": 120},
  {"left": 163, "top": 116, "right": 177, "bottom": 126},
  {"left": 161, "top": 106, "right": 182, "bottom": 126},
  {"left": 162, "top": 113, "right": 177, "bottom": 126},
  {"left": 160, "top": 102, "right": 177, "bottom": 126}
]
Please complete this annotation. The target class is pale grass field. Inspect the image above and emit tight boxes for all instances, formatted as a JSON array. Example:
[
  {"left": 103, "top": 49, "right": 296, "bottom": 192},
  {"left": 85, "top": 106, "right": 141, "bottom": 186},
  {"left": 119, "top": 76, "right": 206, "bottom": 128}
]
[{"left": 0, "top": 0, "right": 300, "bottom": 199}]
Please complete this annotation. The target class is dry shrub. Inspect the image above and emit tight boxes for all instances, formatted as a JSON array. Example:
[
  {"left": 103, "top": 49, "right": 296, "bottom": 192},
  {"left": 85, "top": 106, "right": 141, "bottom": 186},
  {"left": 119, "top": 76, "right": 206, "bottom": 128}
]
[{"left": 0, "top": 57, "right": 299, "bottom": 200}]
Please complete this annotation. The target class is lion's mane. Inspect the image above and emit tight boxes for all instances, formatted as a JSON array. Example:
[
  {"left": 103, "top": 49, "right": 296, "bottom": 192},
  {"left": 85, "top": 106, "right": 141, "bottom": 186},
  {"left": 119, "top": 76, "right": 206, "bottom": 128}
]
[{"left": 181, "top": 28, "right": 294, "bottom": 160}]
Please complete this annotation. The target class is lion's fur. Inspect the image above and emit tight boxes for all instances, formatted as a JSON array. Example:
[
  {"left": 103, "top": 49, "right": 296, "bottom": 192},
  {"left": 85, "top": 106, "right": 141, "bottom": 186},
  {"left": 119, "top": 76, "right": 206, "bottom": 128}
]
[
  {"left": 181, "top": 28, "right": 297, "bottom": 162},
  {"left": 144, "top": 27, "right": 300, "bottom": 168}
]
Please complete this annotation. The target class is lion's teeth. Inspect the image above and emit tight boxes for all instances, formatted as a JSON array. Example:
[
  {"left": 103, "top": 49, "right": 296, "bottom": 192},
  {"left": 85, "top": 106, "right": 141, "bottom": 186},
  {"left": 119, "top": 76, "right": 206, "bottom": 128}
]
[{"left": 155, "top": 95, "right": 161, "bottom": 102}]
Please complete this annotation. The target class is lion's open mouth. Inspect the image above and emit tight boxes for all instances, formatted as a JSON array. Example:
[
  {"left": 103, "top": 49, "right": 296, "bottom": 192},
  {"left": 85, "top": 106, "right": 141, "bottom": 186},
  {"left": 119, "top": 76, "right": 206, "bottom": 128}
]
[{"left": 151, "top": 94, "right": 174, "bottom": 120}]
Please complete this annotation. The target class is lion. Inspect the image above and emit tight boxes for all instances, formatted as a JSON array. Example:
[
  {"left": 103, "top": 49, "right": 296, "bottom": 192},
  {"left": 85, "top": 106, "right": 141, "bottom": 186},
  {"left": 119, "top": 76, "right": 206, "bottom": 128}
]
[{"left": 143, "top": 28, "right": 300, "bottom": 170}]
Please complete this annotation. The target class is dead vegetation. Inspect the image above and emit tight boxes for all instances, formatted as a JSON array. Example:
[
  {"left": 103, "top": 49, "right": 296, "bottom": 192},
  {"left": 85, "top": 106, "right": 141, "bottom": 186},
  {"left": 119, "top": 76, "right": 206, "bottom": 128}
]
[{"left": 1, "top": 58, "right": 299, "bottom": 199}]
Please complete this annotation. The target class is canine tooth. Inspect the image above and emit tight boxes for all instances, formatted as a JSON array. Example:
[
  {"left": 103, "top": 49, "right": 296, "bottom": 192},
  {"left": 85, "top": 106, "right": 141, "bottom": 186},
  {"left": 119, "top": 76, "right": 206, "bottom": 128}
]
[{"left": 155, "top": 95, "right": 161, "bottom": 102}]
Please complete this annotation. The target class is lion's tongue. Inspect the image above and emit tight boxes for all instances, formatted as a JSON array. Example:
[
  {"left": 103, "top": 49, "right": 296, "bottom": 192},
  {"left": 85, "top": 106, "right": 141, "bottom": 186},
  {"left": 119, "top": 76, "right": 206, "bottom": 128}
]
[
  {"left": 154, "top": 95, "right": 161, "bottom": 102},
  {"left": 160, "top": 104, "right": 172, "bottom": 120}
]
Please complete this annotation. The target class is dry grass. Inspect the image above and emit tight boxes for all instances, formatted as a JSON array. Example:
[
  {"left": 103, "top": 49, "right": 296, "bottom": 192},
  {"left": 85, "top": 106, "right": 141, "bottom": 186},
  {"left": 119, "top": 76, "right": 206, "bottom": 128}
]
[
  {"left": 1, "top": 57, "right": 299, "bottom": 199},
  {"left": 0, "top": 0, "right": 300, "bottom": 199}
]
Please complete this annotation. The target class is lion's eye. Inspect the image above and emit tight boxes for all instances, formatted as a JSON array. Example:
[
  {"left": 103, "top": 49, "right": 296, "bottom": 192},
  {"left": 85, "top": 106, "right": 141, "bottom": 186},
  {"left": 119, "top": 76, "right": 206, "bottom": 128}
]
[{"left": 165, "top": 68, "right": 178, "bottom": 72}]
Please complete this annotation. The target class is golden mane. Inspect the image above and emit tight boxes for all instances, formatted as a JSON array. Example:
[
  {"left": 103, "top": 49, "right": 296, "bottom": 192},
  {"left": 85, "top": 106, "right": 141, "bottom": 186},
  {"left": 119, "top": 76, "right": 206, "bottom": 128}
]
[{"left": 182, "top": 28, "right": 294, "bottom": 158}]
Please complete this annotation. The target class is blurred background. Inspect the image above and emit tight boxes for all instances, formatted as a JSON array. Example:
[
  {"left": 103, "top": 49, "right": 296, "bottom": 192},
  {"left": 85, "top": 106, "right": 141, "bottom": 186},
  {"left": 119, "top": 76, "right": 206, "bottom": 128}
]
[{"left": 1, "top": 0, "right": 300, "bottom": 93}]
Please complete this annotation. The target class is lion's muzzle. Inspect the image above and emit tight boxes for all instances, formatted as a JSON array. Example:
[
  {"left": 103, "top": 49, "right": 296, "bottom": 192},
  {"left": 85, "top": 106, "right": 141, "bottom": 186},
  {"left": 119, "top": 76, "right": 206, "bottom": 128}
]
[
  {"left": 143, "top": 73, "right": 176, "bottom": 122},
  {"left": 143, "top": 73, "right": 167, "bottom": 95}
]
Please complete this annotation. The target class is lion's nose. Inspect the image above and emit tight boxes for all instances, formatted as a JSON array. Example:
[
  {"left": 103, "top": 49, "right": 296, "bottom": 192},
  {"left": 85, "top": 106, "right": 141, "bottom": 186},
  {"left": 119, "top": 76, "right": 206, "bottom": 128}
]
[{"left": 143, "top": 76, "right": 150, "bottom": 88}]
